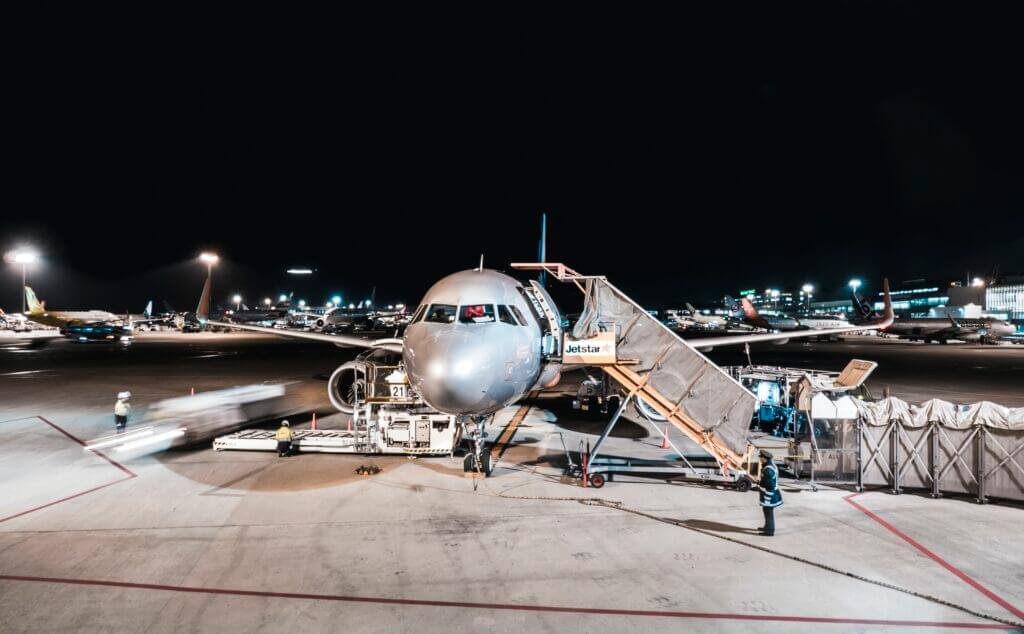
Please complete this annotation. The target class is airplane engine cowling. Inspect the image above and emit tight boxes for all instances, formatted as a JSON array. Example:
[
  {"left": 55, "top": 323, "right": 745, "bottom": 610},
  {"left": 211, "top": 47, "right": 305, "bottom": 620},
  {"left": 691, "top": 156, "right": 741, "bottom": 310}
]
[{"left": 328, "top": 361, "right": 368, "bottom": 414}]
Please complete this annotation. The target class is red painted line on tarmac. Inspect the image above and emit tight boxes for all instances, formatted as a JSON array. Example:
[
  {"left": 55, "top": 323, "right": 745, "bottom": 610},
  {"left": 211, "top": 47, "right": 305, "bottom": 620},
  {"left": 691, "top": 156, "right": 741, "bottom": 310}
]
[
  {"left": 0, "top": 416, "right": 136, "bottom": 524},
  {"left": 36, "top": 415, "right": 137, "bottom": 478},
  {"left": 844, "top": 492, "right": 1024, "bottom": 622},
  {"left": 0, "top": 478, "right": 133, "bottom": 524},
  {"left": 0, "top": 575, "right": 1014, "bottom": 629}
]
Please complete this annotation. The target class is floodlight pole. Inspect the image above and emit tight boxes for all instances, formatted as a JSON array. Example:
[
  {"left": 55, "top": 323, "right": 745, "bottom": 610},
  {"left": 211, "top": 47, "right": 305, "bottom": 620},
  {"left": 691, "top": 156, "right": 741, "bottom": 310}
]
[{"left": 21, "top": 263, "right": 26, "bottom": 313}]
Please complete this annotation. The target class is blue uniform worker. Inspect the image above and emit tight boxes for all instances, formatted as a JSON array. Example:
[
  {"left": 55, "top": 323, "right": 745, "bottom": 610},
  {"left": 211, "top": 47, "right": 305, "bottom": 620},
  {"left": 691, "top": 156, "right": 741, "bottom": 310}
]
[{"left": 758, "top": 449, "right": 783, "bottom": 536}]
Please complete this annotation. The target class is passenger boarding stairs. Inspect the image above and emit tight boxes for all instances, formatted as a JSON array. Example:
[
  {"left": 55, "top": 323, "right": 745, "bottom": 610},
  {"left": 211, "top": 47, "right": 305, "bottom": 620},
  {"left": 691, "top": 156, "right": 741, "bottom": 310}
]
[{"left": 512, "top": 263, "right": 757, "bottom": 471}]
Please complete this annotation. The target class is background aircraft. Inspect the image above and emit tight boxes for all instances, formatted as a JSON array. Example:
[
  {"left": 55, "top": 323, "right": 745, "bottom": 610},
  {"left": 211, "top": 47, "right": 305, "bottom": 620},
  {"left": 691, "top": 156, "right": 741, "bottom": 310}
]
[
  {"left": 852, "top": 291, "right": 1014, "bottom": 343},
  {"left": 738, "top": 297, "right": 801, "bottom": 331},
  {"left": 22, "top": 286, "right": 133, "bottom": 342}
]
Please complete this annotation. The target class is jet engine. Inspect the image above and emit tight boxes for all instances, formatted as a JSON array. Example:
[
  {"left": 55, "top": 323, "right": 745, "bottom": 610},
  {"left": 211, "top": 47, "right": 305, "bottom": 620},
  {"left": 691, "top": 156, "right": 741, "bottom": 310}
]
[{"left": 327, "top": 360, "right": 368, "bottom": 413}]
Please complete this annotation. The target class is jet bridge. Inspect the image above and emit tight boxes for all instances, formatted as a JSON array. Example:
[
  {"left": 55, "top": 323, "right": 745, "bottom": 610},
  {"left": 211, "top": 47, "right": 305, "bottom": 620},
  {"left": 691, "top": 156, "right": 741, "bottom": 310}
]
[{"left": 512, "top": 263, "right": 758, "bottom": 473}]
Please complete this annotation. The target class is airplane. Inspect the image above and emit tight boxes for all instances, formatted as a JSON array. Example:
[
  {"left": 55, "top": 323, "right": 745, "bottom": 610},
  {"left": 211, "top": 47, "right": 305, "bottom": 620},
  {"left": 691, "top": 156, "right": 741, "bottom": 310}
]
[
  {"left": 738, "top": 297, "right": 802, "bottom": 331},
  {"left": 852, "top": 291, "right": 1015, "bottom": 343},
  {"left": 0, "top": 308, "right": 35, "bottom": 331},
  {"left": 796, "top": 314, "right": 851, "bottom": 330},
  {"left": 22, "top": 286, "right": 133, "bottom": 342},
  {"left": 200, "top": 265, "right": 893, "bottom": 476},
  {"left": 680, "top": 303, "right": 733, "bottom": 329}
]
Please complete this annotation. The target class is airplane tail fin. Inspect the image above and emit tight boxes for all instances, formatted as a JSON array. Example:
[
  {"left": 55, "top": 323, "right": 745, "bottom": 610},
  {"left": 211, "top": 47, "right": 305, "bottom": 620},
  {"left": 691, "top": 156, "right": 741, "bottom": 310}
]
[
  {"left": 686, "top": 302, "right": 697, "bottom": 314},
  {"left": 740, "top": 297, "right": 760, "bottom": 320},
  {"left": 851, "top": 290, "right": 878, "bottom": 320},
  {"left": 24, "top": 286, "right": 43, "bottom": 314},
  {"left": 144, "top": 300, "right": 153, "bottom": 318},
  {"left": 196, "top": 277, "right": 211, "bottom": 322},
  {"left": 877, "top": 278, "right": 894, "bottom": 328}
]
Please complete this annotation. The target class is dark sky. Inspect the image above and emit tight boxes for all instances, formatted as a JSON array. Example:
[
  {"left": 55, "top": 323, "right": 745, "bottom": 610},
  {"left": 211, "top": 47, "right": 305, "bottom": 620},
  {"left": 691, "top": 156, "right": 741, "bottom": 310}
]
[{"left": 4, "top": 5, "right": 1022, "bottom": 314}]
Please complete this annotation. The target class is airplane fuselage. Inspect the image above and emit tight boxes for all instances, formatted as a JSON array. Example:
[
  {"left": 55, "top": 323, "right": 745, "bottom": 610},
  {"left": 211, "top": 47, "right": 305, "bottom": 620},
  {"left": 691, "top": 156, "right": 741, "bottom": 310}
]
[
  {"left": 25, "top": 310, "right": 121, "bottom": 329},
  {"left": 403, "top": 269, "right": 550, "bottom": 416},
  {"left": 885, "top": 318, "right": 1016, "bottom": 343}
]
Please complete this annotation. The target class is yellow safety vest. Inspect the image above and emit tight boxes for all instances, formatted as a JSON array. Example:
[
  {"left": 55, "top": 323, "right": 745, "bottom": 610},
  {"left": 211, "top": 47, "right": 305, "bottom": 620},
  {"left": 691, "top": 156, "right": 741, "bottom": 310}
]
[
  {"left": 114, "top": 400, "right": 130, "bottom": 416},
  {"left": 275, "top": 427, "right": 293, "bottom": 441}
]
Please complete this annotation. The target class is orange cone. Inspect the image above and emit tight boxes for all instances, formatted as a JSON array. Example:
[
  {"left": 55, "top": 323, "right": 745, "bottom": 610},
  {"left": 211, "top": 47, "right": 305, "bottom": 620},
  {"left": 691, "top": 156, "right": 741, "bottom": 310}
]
[
  {"left": 347, "top": 418, "right": 352, "bottom": 432},
  {"left": 311, "top": 412, "right": 317, "bottom": 431},
  {"left": 661, "top": 424, "right": 670, "bottom": 449}
]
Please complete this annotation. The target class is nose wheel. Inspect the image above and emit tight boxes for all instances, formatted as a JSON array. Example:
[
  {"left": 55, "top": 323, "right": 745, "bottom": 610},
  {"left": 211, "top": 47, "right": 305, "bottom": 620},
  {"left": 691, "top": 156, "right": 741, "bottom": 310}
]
[
  {"left": 464, "top": 451, "right": 493, "bottom": 476},
  {"left": 461, "top": 416, "right": 493, "bottom": 477}
]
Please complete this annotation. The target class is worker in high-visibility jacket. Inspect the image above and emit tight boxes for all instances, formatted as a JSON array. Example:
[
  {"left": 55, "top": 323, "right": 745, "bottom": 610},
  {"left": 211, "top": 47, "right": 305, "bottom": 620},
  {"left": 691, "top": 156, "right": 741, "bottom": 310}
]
[
  {"left": 757, "top": 449, "right": 783, "bottom": 536},
  {"left": 114, "top": 391, "right": 131, "bottom": 434},
  {"left": 275, "top": 420, "right": 293, "bottom": 457}
]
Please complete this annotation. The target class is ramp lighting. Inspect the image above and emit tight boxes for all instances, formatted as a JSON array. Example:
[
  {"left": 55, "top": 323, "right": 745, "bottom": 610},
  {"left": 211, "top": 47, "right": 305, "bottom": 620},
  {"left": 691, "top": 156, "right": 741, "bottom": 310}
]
[
  {"left": 325, "top": 302, "right": 333, "bottom": 308},
  {"left": 279, "top": 294, "right": 288, "bottom": 302},
  {"left": 199, "top": 252, "right": 219, "bottom": 264},
  {"left": 298, "top": 300, "right": 306, "bottom": 308},
  {"left": 971, "top": 277, "right": 985, "bottom": 287},
  {"left": 287, "top": 268, "right": 313, "bottom": 275},
  {"left": 348, "top": 303, "right": 355, "bottom": 309},
  {"left": 332, "top": 295, "right": 342, "bottom": 305},
  {"left": 848, "top": 279, "right": 862, "bottom": 292},
  {"left": 6, "top": 250, "right": 39, "bottom": 264},
  {"left": 6, "top": 249, "right": 40, "bottom": 313},
  {"left": 232, "top": 294, "right": 242, "bottom": 303},
  {"left": 802, "top": 284, "right": 814, "bottom": 294},
  {"left": 264, "top": 298, "right": 272, "bottom": 306}
]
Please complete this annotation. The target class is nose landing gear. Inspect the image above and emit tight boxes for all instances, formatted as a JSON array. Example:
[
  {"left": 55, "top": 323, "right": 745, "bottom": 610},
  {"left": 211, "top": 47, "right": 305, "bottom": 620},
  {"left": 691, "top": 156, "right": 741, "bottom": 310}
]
[{"left": 460, "top": 416, "right": 493, "bottom": 477}]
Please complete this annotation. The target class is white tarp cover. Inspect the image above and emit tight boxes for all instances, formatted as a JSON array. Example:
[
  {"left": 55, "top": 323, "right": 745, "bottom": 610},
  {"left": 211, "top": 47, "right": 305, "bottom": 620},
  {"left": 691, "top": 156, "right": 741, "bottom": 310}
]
[{"left": 855, "top": 397, "right": 1024, "bottom": 430}]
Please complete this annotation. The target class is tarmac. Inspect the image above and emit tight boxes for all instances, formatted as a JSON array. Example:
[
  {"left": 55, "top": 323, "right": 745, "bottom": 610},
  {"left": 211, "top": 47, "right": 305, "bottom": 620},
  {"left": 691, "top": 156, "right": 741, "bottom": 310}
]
[{"left": 1, "top": 332, "right": 1022, "bottom": 632}]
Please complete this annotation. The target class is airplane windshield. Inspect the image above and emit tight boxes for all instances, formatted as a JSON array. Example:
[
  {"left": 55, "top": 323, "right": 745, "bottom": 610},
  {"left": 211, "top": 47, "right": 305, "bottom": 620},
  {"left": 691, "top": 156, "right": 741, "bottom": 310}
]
[
  {"left": 459, "top": 304, "right": 496, "bottom": 324},
  {"left": 497, "top": 305, "right": 518, "bottom": 325},
  {"left": 411, "top": 305, "right": 427, "bottom": 324},
  {"left": 424, "top": 304, "right": 456, "bottom": 324}
]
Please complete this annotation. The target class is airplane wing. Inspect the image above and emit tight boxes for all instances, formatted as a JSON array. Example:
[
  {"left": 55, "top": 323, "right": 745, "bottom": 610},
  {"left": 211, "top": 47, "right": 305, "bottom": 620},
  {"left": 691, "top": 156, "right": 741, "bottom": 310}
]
[
  {"left": 205, "top": 320, "right": 404, "bottom": 353},
  {"left": 688, "top": 279, "right": 894, "bottom": 350},
  {"left": 195, "top": 277, "right": 401, "bottom": 353}
]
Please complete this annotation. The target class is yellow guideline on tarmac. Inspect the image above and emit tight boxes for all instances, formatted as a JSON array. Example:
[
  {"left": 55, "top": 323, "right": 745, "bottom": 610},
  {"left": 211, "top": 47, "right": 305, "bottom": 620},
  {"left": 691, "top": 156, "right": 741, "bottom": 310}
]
[{"left": 490, "top": 391, "right": 539, "bottom": 463}]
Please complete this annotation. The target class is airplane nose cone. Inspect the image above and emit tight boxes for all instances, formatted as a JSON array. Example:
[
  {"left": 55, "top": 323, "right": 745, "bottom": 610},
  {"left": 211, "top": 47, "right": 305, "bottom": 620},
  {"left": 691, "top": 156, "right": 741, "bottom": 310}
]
[{"left": 405, "top": 333, "right": 515, "bottom": 415}]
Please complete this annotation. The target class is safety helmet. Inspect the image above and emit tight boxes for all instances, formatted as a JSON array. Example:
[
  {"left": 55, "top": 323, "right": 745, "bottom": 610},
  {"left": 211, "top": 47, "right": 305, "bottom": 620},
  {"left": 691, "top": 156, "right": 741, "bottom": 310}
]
[
  {"left": 281, "top": 420, "right": 290, "bottom": 427},
  {"left": 117, "top": 391, "right": 131, "bottom": 400},
  {"left": 758, "top": 449, "right": 773, "bottom": 460}
]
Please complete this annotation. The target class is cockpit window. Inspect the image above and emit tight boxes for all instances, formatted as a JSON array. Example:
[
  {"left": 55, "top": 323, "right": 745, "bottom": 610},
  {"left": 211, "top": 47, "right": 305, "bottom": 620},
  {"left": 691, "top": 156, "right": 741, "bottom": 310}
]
[
  {"left": 411, "top": 305, "right": 427, "bottom": 324},
  {"left": 459, "top": 304, "right": 496, "bottom": 324},
  {"left": 497, "top": 305, "right": 518, "bottom": 325},
  {"left": 510, "top": 305, "right": 529, "bottom": 327},
  {"left": 424, "top": 304, "right": 457, "bottom": 323}
]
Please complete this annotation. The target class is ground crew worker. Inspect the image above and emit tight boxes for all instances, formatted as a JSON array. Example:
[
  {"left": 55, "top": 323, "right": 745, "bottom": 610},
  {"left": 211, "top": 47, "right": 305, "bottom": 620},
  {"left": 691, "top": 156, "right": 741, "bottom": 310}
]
[
  {"left": 114, "top": 391, "right": 131, "bottom": 433},
  {"left": 757, "top": 449, "right": 783, "bottom": 536},
  {"left": 275, "top": 420, "right": 293, "bottom": 457}
]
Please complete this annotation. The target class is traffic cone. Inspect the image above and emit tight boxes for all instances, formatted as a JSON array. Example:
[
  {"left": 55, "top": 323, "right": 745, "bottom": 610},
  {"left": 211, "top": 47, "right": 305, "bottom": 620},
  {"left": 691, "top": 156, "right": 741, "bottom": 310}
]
[
  {"left": 311, "top": 412, "right": 317, "bottom": 431},
  {"left": 347, "top": 418, "right": 352, "bottom": 432},
  {"left": 190, "top": 387, "right": 194, "bottom": 397},
  {"left": 661, "top": 424, "right": 670, "bottom": 449}
]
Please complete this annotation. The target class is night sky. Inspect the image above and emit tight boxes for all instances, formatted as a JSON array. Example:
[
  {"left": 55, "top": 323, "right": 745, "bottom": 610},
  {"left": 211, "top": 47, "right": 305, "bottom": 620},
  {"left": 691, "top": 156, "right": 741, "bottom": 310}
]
[{"left": 4, "top": 5, "right": 1022, "bottom": 314}]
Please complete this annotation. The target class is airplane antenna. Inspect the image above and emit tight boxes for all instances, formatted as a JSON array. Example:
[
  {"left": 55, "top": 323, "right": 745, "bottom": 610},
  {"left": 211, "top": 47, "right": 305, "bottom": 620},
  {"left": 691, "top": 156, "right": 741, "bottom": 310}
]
[
  {"left": 477, "top": 254, "right": 485, "bottom": 271},
  {"left": 537, "top": 211, "right": 548, "bottom": 288}
]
